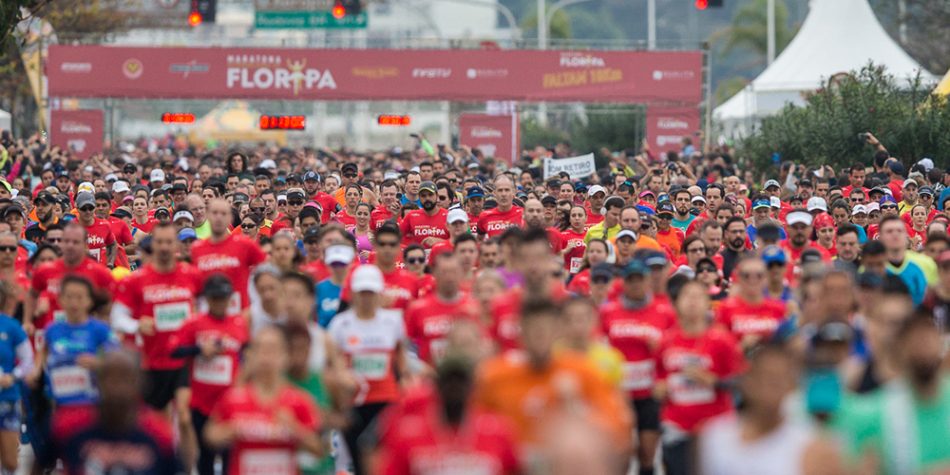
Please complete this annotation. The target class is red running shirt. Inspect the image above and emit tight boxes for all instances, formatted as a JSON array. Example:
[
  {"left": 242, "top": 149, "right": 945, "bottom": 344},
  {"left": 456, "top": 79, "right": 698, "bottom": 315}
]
[
  {"left": 715, "top": 296, "right": 786, "bottom": 342},
  {"left": 31, "top": 258, "right": 115, "bottom": 330},
  {"left": 404, "top": 294, "right": 481, "bottom": 364},
  {"left": 489, "top": 285, "right": 568, "bottom": 352},
  {"left": 190, "top": 234, "right": 267, "bottom": 312},
  {"left": 211, "top": 385, "right": 321, "bottom": 475},
  {"left": 173, "top": 313, "right": 249, "bottom": 415},
  {"left": 399, "top": 208, "right": 448, "bottom": 248},
  {"left": 476, "top": 207, "right": 523, "bottom": 239},
  {"left": 82, "top": 218, "right": 116, "bottom": 266},
  {"left": 113, "top": 263, "right": 203, "bottom": 370},
  {"left": 601, "top": 299, "right": 676, "bottom": 399},
  {"left": 560, "top": 229, "right": 587, "bottom": 274},
  {"left": 655, "top": 327, "right": 744, "bottom": 433}
]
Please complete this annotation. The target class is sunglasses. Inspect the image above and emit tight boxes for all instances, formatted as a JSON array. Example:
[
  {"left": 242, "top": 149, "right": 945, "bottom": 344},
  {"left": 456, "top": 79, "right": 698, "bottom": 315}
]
[
  {"left": 698, "top": 266, "right": 717, "bottom": 274},
  {"left": 405, "top": 257, "right": 426, "bottom": 264},
  {"left": 343, "top": 173, "right": 358, "bottom": 179},
  {"left": 288, "top": 200, "right": 304, "bottom": 206},
  {"left": 881, "top": 205, "right": 898, "bottom": 210},
  {"left": 241, "top": 223, "right": 256, "bottom": 229},
  {"left": 79, "top": 206, "right": 95, "bottom": 212},
  {"left": 250, "top": 207, "right": 265, "bottom": 213},
  {"left": 376, "top": 241, "right": 399, "bottom": 248},
  {"left": 0, "top": 246, "right": 15, "bottom": 253},
  {"left": 46, "top": 238, "right": 61, "bottom": 243}
]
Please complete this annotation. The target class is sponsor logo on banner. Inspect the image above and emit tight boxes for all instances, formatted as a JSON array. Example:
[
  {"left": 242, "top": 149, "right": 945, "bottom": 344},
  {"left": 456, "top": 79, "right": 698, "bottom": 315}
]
[
  {"left": 352, "top": 67, "right": 399, "bottom": 79},
  {"left": 226, "top": 55, "right": 336, "bottom": 95},
  {"left": 466, "top": 68, "right": 508, "bottom": 79},
  {"left": 458, "top": 114, "right": 518, "bottom": 164},
  {"left": 543, "top": 153, "right": 596, "bottom": 179},
  {"left": 60, "top": 62, "right": 91, "bottom": 73},
  {"left": 170, "top": 60, "right": 210, "bottom": 77},
  {"left": 652, "top": 69, "right": 697, "bottom": 81},
  {"left": 52, "top": 109, "right": 104, "bottom": 159},
  {"left": 645, "top": 107, "right": 700, "bottom": 154},
  {"left": 559, "top": 52, "right": 606, "bottom": 68},
  {"left": 471, "top": 126, "right": 502, "bottom": 138},
  {"left": 60, "top": 121, "right": 92, "bottom": 134},
  {"left": 122, "top": 58, "right": 144, "bottom": 79},
  {"left": 412, "top": 68, "right": 451, "bottom": 78}
]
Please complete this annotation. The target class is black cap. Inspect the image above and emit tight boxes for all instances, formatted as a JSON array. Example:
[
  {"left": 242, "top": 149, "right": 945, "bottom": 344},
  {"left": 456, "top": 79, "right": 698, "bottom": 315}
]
[
  {"left": 35, "top": 191, "right": 55, "bottom": 204},
  {"left": 202, "top": 274, "right": 234, "bottom": 299},
  {"left": 303, "top": 227, "right": 321, "bottom": 243},
  {"left": 657, "top": 201, "right": 675, "bottom": 216},
  {"left": 287, "top": 190, "right": 306, "bottom": 200},
  {"left": 0, "top": 205, "right": 25, "bottom": 219},
  {"left": 286, "top": 174, "right": 301, "bottom": 184},
  {"left": 591, "top": 262, "right": 615, "bottom": 282},
  {"left": 232, "top": 192, "right": 249, "bottom": 204},
  {"left": 123, "top": 163, "right": 137, "bottom": 173},
  {"left": 800, "top": 248, "right": 824, "bottom": 265},
  {"left": 541, "top": 195, "right": 557, "bottom": 207},
  {"left": 341, "top": 163, "right": 359, "bottom": 174},
  {"left": 546, "top": 178, "right": 561, "bottom": 188},
  {"left": 171, "top": 183, "right": 187, "bottom": 192}
]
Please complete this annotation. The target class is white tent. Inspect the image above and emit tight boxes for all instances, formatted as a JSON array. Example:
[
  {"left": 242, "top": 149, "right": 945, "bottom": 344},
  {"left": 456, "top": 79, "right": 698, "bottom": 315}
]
[
  {"left": 0, "top": 109, "right": 9, "bottom": 133},
  {"left": 714, "top": 0, "right": 937, "bottom": 135}
]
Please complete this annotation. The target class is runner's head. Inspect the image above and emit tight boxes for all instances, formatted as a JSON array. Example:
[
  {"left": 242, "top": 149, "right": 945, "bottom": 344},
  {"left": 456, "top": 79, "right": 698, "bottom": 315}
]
[
  {"left": 674, "top": 280, "right": 710, "bottom": 331},
  {"left": 0, "top": 231, "right": 16, "bottom": 268},
  {"left": 493, "top": 174, "right": 515, "bottom": 210},
  {"left": 202, "top": 274, "right": 234, "bottom": 317},
  {"left": 97, "top": 350, "right": 143, "bottom": 431},
  {"left": 149, "top": 223, "right": 177, "bottom": 267},
  {"left": 284, "top": 322, "right": 312, "bottom": 378},
  {"left": 524, "top": 198, "right": 544, "bottom": 227},
  {"left": 281, "top": 271, "right": 316, "bottom": 323},
  {"left": 432, "top": 251, "right": 462, "bottom": 297},
  {"left": 247, "top": 324, "right": 290, "bottom": 382},
  {"left": 739, "top": 343, "right": 799, "bottom": 417},
  {"left": 374, "top": 223, "right": 401, "bottom": 265},
  {"left": 61, "top": 222, "right": 88, "bottom": 265},
  {"left": 207, "top": 198, "right": 231, "bottom": 237},
  {"left": 878, "top": 215, "right": 907, "bottom": 253},
  {"left": 516, "top": 227, "right": 554, "bottom": 292},
  {"left": 59, "top": 275, "right": 101, "bottom": 322},
  {"left": 895, "top": 313, "right": 943, "bottom": 390},
  {"left": 519, "top": 298, "right": 562, "bottom": 370}
]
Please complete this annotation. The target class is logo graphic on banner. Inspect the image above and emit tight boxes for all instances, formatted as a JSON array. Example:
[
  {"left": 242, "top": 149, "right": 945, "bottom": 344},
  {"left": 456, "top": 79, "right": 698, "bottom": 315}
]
[
  {"left": 544, "top": 153, "right": 596, "bottom": 179},
  {"left": 458, "top": 114, "right": 519, "bottom": 164},
  {"left": 50, "top": 110, "right": 104, "bottom": 160},
  {"left": 645, "top": 106, "right": 701, "bottom": 156},
  {"left": 47, "top": 46, "right": 703, "bottom": 104}
]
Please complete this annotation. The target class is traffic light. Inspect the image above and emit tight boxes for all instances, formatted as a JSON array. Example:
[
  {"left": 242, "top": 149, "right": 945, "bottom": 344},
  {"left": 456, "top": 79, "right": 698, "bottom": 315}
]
[
  {"left": 189, "top": 0, "right": 216, "bottom": 26},
  {"left": 332, "top": 0, "right": 362, "bottom": 19},
  {"left": 695, "top": 0, "right": 723, "bottom": 9}
]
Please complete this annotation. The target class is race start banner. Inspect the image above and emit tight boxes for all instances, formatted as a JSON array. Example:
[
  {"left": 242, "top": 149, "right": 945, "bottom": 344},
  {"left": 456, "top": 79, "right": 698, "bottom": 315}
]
[
  {"left": 544, "top": 153, "right": 596, "bottom": 179},
  {"left": 47, "top": 46, "right": 702, "bottom": 104},
  {"left": 458, "top": 113, "right": 519, "bottom": 164},
  {"left": 645, "top": 106, "right": 701, "bottom": 157},
  {"left": 50, "top": 109, "right": 104, "bottom": 160}
]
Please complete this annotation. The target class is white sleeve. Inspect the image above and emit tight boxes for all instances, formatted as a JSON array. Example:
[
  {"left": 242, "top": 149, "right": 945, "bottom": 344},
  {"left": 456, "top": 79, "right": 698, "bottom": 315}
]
[
  {"left": 12, "top": 340, "right": 34, "bottom": 380},
  {"left": 110, "top": 301, "right": 139, "bottom": 335}
]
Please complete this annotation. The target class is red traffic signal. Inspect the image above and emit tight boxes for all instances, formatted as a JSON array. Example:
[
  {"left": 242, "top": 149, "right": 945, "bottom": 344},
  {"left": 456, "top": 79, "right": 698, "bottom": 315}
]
[
  {"left": 332, "top": 2, "right": 346, "bottom": 19},
  {"left": 695, "top": 0, "right": 708, "bottom": 9},
  {"left": 188, "top": 11, "right": 203, "bottom": 26}
]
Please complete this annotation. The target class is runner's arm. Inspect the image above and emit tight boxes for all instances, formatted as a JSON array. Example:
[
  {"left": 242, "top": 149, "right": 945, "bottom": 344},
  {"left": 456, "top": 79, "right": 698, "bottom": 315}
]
[
  {"left": 109, "top": 302, "right": 139, "bottom": 334},
  {"left": 106, "top": 242, "right": 117, "bottom": 268},
  {"left": 12, "top": 340, "right": 34, "bottom": 382}
]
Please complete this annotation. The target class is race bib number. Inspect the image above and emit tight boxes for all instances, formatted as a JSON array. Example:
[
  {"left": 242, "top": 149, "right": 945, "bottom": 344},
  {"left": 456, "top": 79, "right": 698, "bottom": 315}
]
[
  {"left": 669, "top": 373, "right": 714, "bottom": 405},
  {"left": 88, "top": 248, "right": 101, "bottom": 261},
  {"left": 154, "top": 302, "right": 190, "bottom": 332},
  {"left": 569, "top": 257, "right": 583, "bottom": 274},
  {"left": 240, "top": 449, "right": 295, "bottom": 475},
  {"left": 227, "top": 293, "right": 241, "bottom": 315},
  {"left": 193, "top": 356, "right": 233, "bottom": 385},
  {"left": 351, "top": 353, "right": 390, "bottom": 380},
  {"left": 50, "top": 366, "right": 93, "bottom": 398},
  {"left": 430, "top": 338, "right": 448, "bottom": 363},
  {"left": 621, "top": 361, "right": 655, "bottom": 391}
]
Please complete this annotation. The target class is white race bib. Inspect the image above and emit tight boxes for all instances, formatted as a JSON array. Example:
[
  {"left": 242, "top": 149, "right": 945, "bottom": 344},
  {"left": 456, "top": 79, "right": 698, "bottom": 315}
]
[
  {"left": 193, "top": 355, "right": 233, "bottom": 385},
  {"left": 351, "top": 353, "right": 390, "bottom": 380},
  {"left": 88, "top": 248, "right": 101, "bottom": 261},
  {"left": 569, "top": 257, "right": 583, "bottom": 274},
  {"left": 430, "top": 338, "right": 448, "bottom": 363},
  {"left": 50, "top": 366, "right": 93, "bottom": 398},
  {"left": 154, "top": 302, "right": 190, "bottom": 332},
  {"left": 621, "top": 360, "right": 655, "bottom": 391},
  {"left": 669, "top": 373, "right": 715, "bottom": 405},
  {"left": 240, "top": 449, "right": 295, "bottom": 475},
  {"left": 227, "top": 293, "right": 241, "bottom": 315}
]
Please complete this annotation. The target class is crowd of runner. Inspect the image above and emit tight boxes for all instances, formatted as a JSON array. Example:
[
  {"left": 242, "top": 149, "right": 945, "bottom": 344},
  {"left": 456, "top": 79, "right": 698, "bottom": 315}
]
[{"left": 0, "top": 129, "right": 946, "bottom": 474}]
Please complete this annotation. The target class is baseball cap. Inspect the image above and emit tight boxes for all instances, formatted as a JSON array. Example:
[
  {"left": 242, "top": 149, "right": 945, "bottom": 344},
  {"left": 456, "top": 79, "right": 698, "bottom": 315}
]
[
  {"left": 764, "top": 179, "right": 781, "bottom": 190},
  {"left": 587, "top": 185, "right": 606, "bottom": 197},
  {"left": 173, "top": 210, "right": 195, "bottom": 222},
  {"left": 122, "top": 163, "right": 137, "bottom": 174},
  {"left": 888, "top": 161, "right": 906, "bottom": 175},
  {"left": 865, "top": 202, "right": 880, "bottom": 213},
  {"left": 277, "top": 194, "right": 287, "bottom": 203},
  {"left": 201, "top": 274, "right": 233, "bottom": 299},
  {"left": 0, "top": 205, "right": 25, "bottom": 220},
  {"left": 786, "top": 209, "right": 813, "bottom": 226},
  {"left": 917, "top": 158, "right": 935, "bottom": 172},
  {"left": 447, "top": 208, "right": 469, "bottom": 224},
  {"left": 851, "top": 204, "right": 868, "bottom": 216},
  {"left": 232, "top": 193, "right": 250, "bottom": 204},
  {"left": 616, "top": 229, "right": 638, "bottom": 242},
  {"left": 762, "top": 245, "right": 787, "bottom": 265},
  {"left": 111, "top": 207, "right": 132, "bottom": 219},
  {"left": 691, "top": 195, "right": 706, "bottom": 204},
  {"left": 811, "top": 321, "right": 854, "bottom": 345},
  {"left": 286, "top": 174, "right": 301, "bottom": 184},
  {"left": 590, "top": 263, "right": 615, "bottom": 282},
  {"left": 77, "top": 182, "right": 95, "bottom": 195},
  {"left": 813, "top": 213, "right": 835, "bottom": 229},
  {"left": 104, "top": 173, "right": 117, "bottom": 182},
  {"left": 622, "top": 259, "right": 650, "bottom": 277},
  {"left": 324, "top": 244, "right": 355, "bottom": 266},
  {"left": 304, "top": 171, "right": 321, "bottom": 182},
  {"left": 800, "top": 248, "right": 824, "bottom": 265},
  {"left": 806, "top": 196, "right": 828, "bottom": 212},
  {"left": 154, "top": 207, "right": 170, "bottom": 219},
  {"left": 35, "top": 191, "right": 55, "bottom": 204},
  {"left": 574, "top": 182, "right": 588, "bottom": 193},
  {"left": 75, "top": 192, "right": 95, "bottom": 210},
  {"left": 643, "top": 250, "right": 668, "bottom": 268},
  {"left": 638, "top": 190, "right": 655, "bottom": 199},
  {"left": 466, "top": 187, "right": 485, "bottom": 199},
  {"left": 112, "top": 181, "right": 130, "bottom": 193},
  {"left": 150, "top": 169, "right": 165, "bottom": 183},
  {"left": 419, "top": 181, "right": 437, "bottom": 194},
  {"left": 657, "top": 201, "right": 675, "bottom": 217},
  {"left": 919, "top": 186, "right": 934, "bottom": 197},
  {"left": 351, "top": 265, "right": 384, "bottom": 293},
  {"left": 178, "top": 227, "right": 197, "bottom": 242},
  {"left": 259, "top": 159, "right": 277, "bottom": 170},
  {"left": 752, "top": 199, "right": 771, "bottom": 210},
  {"left": 170, "top": 183, "right": 187, "bottom": 193},
  {"left": 903, "top": 178, "right": 918, "bottom": 189},
  {"left": 287, "top": 189, "right": 306, "bottom": 201},
  {"left": 880, "top": 195, "right": 898, "bottom": 205},
  {"left": 541, "top": 196, "right": 557, "bottom": 207},
  {"left": 341, "top": 163, "right": 359, "bottom": 175}
]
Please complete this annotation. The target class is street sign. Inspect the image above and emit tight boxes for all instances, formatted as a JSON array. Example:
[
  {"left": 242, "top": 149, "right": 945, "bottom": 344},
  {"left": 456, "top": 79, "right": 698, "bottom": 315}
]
[{"left": 254, "top": 10, "right": 367, "bottom": 28}]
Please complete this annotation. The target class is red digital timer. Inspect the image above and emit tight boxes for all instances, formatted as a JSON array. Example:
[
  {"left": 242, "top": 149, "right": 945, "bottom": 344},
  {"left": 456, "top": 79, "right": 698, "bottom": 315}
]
[
  {"left": 259, "top": 115, "right": 306, "bottom": 130},
  {"left": 161, "top": 113, "right": 195, "bottom": 124},
  {"left": 377, "top": 115, "right": 412, "bottom": 126}
]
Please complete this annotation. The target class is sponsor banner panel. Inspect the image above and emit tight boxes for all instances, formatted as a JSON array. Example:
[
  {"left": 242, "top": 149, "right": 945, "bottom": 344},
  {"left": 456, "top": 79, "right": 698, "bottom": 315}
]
[
  {"left": 645, "top": 106, "right": 701, "bottom": 156},
  {"left": 50, "top": 109, "right": 104, "bottom": 160},
  {"left": 458, "top": 113, "right": 518, "bottom": 164}
]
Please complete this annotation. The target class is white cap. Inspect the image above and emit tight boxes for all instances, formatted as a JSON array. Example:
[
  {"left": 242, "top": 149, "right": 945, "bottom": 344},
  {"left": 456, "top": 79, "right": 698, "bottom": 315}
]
[
  {"left": 852, "top": 204, "right": 868, "bottom": 216},
  {"left": 769, "top": 196, "right": 781, "bottom": 208},
  {"left": 786, "top": 210, "right": 813, "bottom": 226},
  {"left": 150, "top": 169, "right": 165, "bottom": 183},
  {"left": 918, "top": 158, "right": 935, "bottom": 172},
  {"left": 587, "top": 185, "right": 606, "bottom": 197},
  {"left": 77, "top": 182, "right": 95, "bottom": 194},
  {"left": 173, "top": 210, "right": 194, "bottom": 222},
  {"left": 806, "top": 196, "right": 828, "bottom": 212},
  {"left": 260, "top": 159, "right": 277, "bottom": 170},
  {"left": 324, "top": 244, "right": 355, "bottom": 266},
  {"left": 764, "top": 179, "right": 781, "bottom": 189},
  {"left": 616, "top": 229, "right": 638, "bottom": 241},
  {"left": 384, "top": 171, "right": 400, "bottom": 180},
  {"left": 112, "top": 181, "right": 130, "bottom": 193},
  {"left": 447, "top": 208, "right": 469, "bottom": 224},
  {"left": 691, "top": 195, "right": 706, "bottom": 204},
  {"left": 351, "top": 265, "right": 384, "bottom": 293},
  {"left": 104, "top": 173, "right": 118, "bottom": 182},
  {"left": 866, "top": 202, "right": 881, "bottom": 213},
  {"left": 903, "top": 178, "right": 918, "bottom": 189},
  {"left": 277, "top": 194, "right": 287, "bottom": 203}
]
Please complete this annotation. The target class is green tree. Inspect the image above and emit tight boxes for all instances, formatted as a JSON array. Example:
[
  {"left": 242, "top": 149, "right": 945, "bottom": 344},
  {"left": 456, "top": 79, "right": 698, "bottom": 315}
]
[
  {"left": 714, "top": 0, "right": 796, "bottom": 63},
  {"left": 739, "top": 64, "right": 950, "bottom": 172}
]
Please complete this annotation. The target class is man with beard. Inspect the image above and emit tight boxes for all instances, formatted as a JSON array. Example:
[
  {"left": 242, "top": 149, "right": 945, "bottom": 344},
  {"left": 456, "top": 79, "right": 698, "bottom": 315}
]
[
  {"left": 524, "top": 198, "right": 562, "bottom": 254},
  {"left": 304, "top": 171, "right": 340, "bottom": 224},
  {"left": 399, "top": 181, "right": 448, "bottom": 248},
  {"left": 836, "top": 314, "right": 950, "bottom": 472},
  {"left": 371, "top": 179, "right": 400, "bottom": 230},
  {"left": 781, "top": 209, "right": 831, "bottom": 284},
  {"left": 27, "top": 191, "right": 58, "bottom": 232},
  {"left": 670, "top": 189, "right": 695, "bottom": 233}
]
